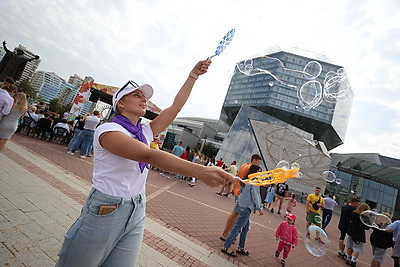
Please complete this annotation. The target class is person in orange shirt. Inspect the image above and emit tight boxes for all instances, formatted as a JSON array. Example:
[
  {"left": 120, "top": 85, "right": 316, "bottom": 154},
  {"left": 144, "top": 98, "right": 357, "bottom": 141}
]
[{"left": 219, "top": 154, "right": 262, "bottom": 241}]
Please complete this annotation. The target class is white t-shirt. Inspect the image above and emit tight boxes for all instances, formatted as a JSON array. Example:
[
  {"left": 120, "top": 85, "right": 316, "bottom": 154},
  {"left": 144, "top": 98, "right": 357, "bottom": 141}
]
[
  {"left": 84, "top": 115, "right": 100, "bottom": 131},
  {"left": 92, "top": 122, "right": 153, "bottom": 198}
]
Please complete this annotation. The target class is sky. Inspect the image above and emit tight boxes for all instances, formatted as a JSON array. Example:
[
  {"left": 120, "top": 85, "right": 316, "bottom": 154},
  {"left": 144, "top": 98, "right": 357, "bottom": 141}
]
[{"left": 1, "top": 0, "right": 399, "bottom": 159}]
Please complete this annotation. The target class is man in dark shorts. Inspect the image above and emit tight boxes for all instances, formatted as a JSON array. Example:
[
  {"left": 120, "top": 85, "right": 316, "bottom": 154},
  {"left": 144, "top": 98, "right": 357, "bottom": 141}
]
[
  {"left": 337, "top": 197, "right": 361, "bottom": 259},
  {"left": 270, "top": 182, "right": 289, "bottom": 214}
]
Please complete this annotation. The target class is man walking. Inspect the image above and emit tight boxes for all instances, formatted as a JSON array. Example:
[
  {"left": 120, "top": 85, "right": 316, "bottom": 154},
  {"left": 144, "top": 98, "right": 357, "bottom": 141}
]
[
  {"left": 305, "top": 187, "right": 325, "bottom": 237},
  {"left": 337, "top": 197, "right": 360, "bottom": 259},
  {"left": 219, "top": 154, "right": 262, "bottom": 240},
  {"left": 67, "top": 110, "right": 100, "bottom": 158}
]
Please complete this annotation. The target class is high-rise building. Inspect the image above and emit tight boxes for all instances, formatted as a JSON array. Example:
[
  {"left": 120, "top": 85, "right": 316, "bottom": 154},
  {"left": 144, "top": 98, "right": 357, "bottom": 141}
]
[
  {"left": 31, "top": 71, "right": 80, "bottom": 105},
  {"left": 216, "top": 44, "right": 353, "bottom": 192},
  {"left": 219, "top": 44, "right": 353, "bottom": 151}
]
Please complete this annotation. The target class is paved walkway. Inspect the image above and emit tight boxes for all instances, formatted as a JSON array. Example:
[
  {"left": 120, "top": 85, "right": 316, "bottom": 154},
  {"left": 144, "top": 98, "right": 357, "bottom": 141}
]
[{"left": 0, "top": 133, "right": 390, "bottom": 266}]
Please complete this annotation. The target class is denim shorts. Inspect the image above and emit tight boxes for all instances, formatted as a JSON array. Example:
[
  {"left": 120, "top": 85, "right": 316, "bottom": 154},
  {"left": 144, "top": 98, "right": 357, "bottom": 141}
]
[
  {"left": 372, "top": 246, "right": 387, "bottom": 263},
  {"left": 56, "top": 188, "right": 146, "bottom": 267}
]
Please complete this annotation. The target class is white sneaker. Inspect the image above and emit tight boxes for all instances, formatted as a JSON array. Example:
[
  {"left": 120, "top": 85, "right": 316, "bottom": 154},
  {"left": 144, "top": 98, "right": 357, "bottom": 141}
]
[
  {"left": 67, "top": 151, "right": 74, "bottom": 155},
  {"left": 80, "top": 155, "right": 86, "bottom": 159}
]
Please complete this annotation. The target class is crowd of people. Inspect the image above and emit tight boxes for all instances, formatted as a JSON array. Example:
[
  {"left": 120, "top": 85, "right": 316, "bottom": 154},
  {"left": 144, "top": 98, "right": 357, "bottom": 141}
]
[{"left": 2, "top": 69, "right": 399, "bottom": 267}]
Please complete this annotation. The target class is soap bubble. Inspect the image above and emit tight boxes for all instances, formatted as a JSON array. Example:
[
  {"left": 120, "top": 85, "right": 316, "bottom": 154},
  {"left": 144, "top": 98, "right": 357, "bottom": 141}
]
[
  {"left": 268, "top": 81, "right": 274, "bottom": 86},
  {"left": 335, "top": 178, "right": 342, "bottom": 185},
  {"left": 275, "top": 160, "right": 290, "bottom": 170},
  {"left": 233, "top": 100, "right": 238, "bottom": 104},
  {"left": 314, "top": 215, "right": 322, "bottom": 224},
  {"left": 303, "top": 61, "right": 322, "bottom": 80},
  {"left": 350, "top": 190, "right": 355, "bottom": 194},
  {"left": 322, "top": 171, "right": 336, "bottom": 183},
  {"left": 291, "top": 162, "right": 300, "bottom": 169},
  {"left": 304, "top": 225, "right": 330, "bottom": 257},
  {"left": 298, "top": 80, "right": 323, "bottom": 110},
  {"left": 360, "top": 210, "right": 392, "bottom": 230}
]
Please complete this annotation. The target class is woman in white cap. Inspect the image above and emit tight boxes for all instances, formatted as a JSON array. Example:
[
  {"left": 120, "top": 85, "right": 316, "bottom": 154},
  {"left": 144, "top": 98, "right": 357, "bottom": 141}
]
[{"left": 56, "top": 58, "right": 234, "bottom": 266}]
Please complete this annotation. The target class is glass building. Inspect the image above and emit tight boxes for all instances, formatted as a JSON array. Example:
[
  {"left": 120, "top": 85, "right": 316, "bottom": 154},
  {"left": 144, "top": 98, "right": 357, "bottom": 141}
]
[
  {"left": 328, "top": 153, "right": 400, "bottom": 219},
  {"left": 219, "top": 44, "right": 353, "bottom": 151}
]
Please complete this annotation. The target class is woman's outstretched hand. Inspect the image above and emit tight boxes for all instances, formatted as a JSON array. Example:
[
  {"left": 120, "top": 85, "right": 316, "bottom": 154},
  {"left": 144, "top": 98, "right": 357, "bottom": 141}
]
[{"left": 196, "top": 166, "right": 234, "bottom": 187}]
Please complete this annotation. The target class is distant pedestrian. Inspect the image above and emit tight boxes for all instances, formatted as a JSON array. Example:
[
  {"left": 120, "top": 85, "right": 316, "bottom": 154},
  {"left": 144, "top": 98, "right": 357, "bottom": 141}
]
[
  {"left": 264, "top": 184, "right": 276, "bottom": 210},
  {"left": 270, "top": 182, "right": 289, "bottom": 214},
  {"left": 0, "top": 92, "right": 28, "bottom": 151},
  {"left": 370, "top": 212, "right": 393, "bottom": 267},
  {"left": 285, "top": 193, "right": 297, "bottom": 217},
  {"left": 321, "top": 194, "right": 338, "bottom": 230},
  {"left": 337, "top": 197, "right": 361, "bottom": 260},
  {"left": 275, "top": 212, "right": 298, "bottom": 267},
  {"left": 343, "top": 203, "right": 371, "bottom": 266}
]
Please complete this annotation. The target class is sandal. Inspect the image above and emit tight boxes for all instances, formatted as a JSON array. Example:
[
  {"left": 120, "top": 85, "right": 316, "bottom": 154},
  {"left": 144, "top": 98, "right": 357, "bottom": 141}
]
[
  {"left": 221, "top": 248, "right": 237, "bottom": 257},
  {"left": 219, "top": 236, "right": 226, "bottom": 241},
  {"left": 236, "top": 249, "right": 249, "bottom": 256}
]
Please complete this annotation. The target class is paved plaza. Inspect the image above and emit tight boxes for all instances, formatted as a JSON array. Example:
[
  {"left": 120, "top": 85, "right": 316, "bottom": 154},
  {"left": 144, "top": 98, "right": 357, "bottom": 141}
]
[{"left": 0, "top": 133, "right": 389, "bottom": 266}]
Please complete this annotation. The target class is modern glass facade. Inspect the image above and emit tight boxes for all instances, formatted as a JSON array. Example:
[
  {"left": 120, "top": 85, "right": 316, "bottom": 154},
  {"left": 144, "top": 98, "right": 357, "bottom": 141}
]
[
  {"left": 220, "top": 46, "right": 353, "bottom": 150},
  {"left": 326, "top": 167, "right": 399, "bottom": 219}
]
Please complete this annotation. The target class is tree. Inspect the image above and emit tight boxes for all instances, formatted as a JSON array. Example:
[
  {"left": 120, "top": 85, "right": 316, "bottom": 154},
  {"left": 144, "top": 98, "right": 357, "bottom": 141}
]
[
  {"left": 199, "top": 142, "right": 219, "bottom": 158},
  {"left": 48, "top": 98, "right": 72, "bottom": 115},
  {"left": 16, "top": 79, "right": 37, "bottom": 99}
]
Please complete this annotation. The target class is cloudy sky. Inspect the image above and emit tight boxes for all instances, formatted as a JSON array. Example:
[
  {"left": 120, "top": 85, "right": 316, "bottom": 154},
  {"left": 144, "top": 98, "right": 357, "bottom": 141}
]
[{"left": 1, "top": 0, "right": 399, "bottom": 158}]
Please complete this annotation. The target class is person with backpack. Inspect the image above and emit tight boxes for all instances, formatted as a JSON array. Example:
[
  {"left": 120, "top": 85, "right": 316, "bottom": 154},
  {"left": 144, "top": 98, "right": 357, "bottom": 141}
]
[{"left": 305, "top": 187, "right": 325, "bottom": 237}]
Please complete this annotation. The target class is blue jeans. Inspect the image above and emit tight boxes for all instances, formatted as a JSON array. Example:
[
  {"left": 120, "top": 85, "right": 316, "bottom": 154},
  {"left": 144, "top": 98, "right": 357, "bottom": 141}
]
[
  {"left": 322, "top": 208, "right": 333, "bottom": 229},
  {"left": 70, "top": 129, "right": 94, "bottom": 156},
  {"left": 67, "top": 129, "right": 82, "bottom": 151},
  {"left": 56, "top": 188, "right": 146, "bottom": 267},
  {"left": 224, "top": 206, "right": 251, "bottom": 250}
]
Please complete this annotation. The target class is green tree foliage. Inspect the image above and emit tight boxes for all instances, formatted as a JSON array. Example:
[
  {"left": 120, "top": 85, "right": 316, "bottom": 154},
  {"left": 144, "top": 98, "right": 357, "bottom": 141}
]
[
  {"left": 199, "top": 142, "right": 219, "bottom": 158},
  {"left": 48, "top": 98, "right": 72, "bottom": 115},
  {"left": 16, "top": 79, "right": 37, "bottom": 99}
]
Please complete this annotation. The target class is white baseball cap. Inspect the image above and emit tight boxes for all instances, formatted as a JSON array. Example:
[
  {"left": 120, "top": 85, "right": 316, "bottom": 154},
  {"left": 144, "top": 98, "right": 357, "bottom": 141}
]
[{"left": 112, "top": 82, "right": 153, "bottom": 111}]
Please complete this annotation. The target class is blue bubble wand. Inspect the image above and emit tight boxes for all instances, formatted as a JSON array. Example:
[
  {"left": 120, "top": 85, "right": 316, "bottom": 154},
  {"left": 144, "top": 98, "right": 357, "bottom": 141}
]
[{"left": 210, "top": 28, "right": 236, "bottom": 59}]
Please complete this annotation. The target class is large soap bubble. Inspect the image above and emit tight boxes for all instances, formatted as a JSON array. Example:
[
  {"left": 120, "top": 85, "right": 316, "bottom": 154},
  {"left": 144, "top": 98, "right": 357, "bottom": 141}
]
[
  {"left": 322, "top": 171, "right": 336, "bottom": 183},
  {"left": 275, "top": 160, "right": 290, "bottom": 170},
  {"left": 360, "top": 210, "right": 392, "bottom": 230},
  {"left": 304, "top": 225, "right": 330, "bottom": 257},
  {"left": 298, "top": 80, "right": 323, "bottom": 110}
]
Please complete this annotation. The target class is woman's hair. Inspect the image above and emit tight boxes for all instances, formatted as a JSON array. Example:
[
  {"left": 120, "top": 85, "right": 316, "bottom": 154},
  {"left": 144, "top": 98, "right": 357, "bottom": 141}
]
[
  {"left": 291, "top": 193, "right": 296, "bottom": 198},
  {"left": 354, "top": 203, "right": 370, "bottom": 214},
  {"left": 241, "top": 164, "right": 262, "bottom": 187},
  {"left": 12, "top": 92, "right": 28, "bottom": 113}
]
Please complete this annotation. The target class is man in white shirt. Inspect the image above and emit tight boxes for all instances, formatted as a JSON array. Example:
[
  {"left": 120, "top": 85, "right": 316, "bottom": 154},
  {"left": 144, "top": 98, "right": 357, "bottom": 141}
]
[
  {"left": 0, "top": 85, "right": 14, "bottom": 120},
  {"left": 67, "top": 110, "right": 100, "bottom": 158}
]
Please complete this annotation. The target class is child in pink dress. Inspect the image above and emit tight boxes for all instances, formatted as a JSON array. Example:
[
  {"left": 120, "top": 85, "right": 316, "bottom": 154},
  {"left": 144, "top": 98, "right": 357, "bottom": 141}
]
[
  {"left": 275, "top": 213, "right": 298, "bottom": 266},
  {"left": 285, "top": 193, "right": 297, "bottom": 217}
]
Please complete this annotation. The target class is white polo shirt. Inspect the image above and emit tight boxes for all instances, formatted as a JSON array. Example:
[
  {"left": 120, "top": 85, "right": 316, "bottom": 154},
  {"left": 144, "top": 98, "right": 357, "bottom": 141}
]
[{"left": 92, "top": 122, "right": 153, "bottom": 198}]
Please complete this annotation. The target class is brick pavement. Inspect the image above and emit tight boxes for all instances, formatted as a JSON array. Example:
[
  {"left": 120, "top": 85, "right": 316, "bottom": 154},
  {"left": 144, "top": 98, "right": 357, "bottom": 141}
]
[{"left": 0, "top": 133, "right": 392, "bottom": 266}]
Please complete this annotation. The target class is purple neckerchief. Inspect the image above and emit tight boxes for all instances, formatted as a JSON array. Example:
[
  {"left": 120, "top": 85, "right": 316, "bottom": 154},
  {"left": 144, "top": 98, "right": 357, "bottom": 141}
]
[{"left": 111, "top": 115, "right": 148, "bottom": 173}]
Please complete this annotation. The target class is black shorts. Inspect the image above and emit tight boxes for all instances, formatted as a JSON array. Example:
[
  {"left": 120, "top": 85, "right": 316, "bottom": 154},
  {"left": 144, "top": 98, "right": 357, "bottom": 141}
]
[{"left": 339, "top": 230, "right": 346, "bottom": 240}]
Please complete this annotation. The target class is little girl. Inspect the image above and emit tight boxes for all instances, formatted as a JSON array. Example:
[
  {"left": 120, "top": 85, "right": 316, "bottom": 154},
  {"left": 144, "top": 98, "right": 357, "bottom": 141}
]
[
  {"left": 285, "top": 193, "right": 297, "bottom": 217},
  {"left": 275, "top": 213, "right": 298, "bottom": 266}
]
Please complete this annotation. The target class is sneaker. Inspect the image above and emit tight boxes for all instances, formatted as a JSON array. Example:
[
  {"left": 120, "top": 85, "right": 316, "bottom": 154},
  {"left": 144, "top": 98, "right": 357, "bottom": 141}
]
[
  {"left": 67, "top": 151, "right": 74, "bottom": 155},
  {"left": 346, "top": 260, "right": 356, "bottom": 266},
  {"left": 277, "top": 211, "right": 281, "bottom": 215},
  {"left": 337, "top": 252, "right": 346, "bottom": 259},
  {"left": 275, "top": 250, "right": 280, "bottom": 258},
  {"left": 80, "top": 155, "right": 86, "bottom": 159},
  {"left": 270, "top": 208, "right": 274, "bottom": 213},
  {"left": 280, "top": 259, "right": 286, "bottom": 266}
]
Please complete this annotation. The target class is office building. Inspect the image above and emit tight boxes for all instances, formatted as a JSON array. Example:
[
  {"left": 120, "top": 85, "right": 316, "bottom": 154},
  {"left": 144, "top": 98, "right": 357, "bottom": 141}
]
[
  {"left": 216, "top": 45, "right": 353, "bottom": 192},
  {"left": 329, "top": 153, "right": 400, "bottom": 219}
]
